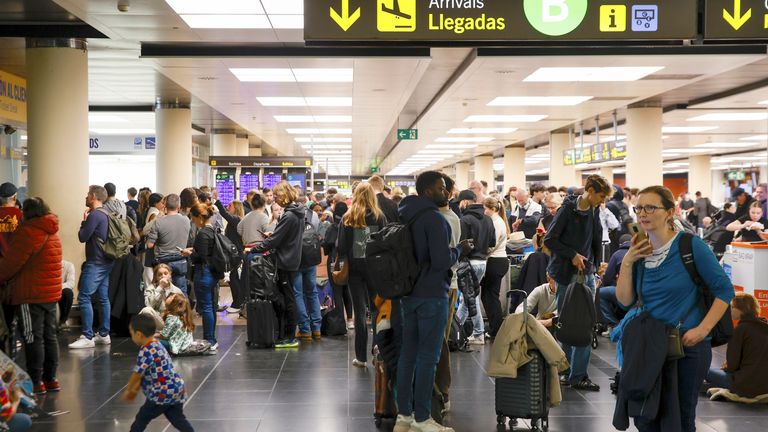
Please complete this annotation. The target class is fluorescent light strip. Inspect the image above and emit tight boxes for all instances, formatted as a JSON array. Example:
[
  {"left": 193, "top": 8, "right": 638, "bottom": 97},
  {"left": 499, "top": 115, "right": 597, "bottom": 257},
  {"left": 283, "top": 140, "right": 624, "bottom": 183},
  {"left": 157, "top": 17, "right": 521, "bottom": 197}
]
[
  {"left": 274, "top": 115, "right": 352, "bottom": 123},
  {"left": 662, "top": 126, "right": 719, "bottom": 133},
  {"left": 230, "top": 68, "right": 352, "bottom": 83},
  {"left": 695, "top": 143, "right": 758, "bottom": 148},
  {"left": 488, "top": 96, "right": 593, "bottom": 106},
  {"left": 740, "top": 135, "right": 768, "bottom": 141},
  {"left": 286, "top": 128, "right": 352, "bottom": 134},
  {"left": 180, "top": 14, "right": 271, "bottom": 29},
  {"left": 523, "top": 67, "right": 664, "bottom": 82},
  {"left": 166, "top": 0, "right": 264, "bottom": 14},
  {"left": 90, "top": 129, "right": 155, "bottom": 135},
  {"left": 295, "top": 137, "right": 352, "bottom": 143},
  {"left": 464, "top": 115, "right": 547, "bottom": 123},
  {"left": 662, "top": 148, "right": 711, "bottom": 154},
  {"left": 435, "top": 137, "right": 494, "bottom": 143},
  {"left": 687, "top": 113, "right": 768, "bottom": 122},
  {"left": 300, "top": 145, "right": 351, "bottom": 149},
  {"left": 260, "top": 0, "right": 303, "bottom": 14},
  {"left": 425, "top": 144, "right": 477, "bottom": 149},
  {"left": 257, "top": 97, "right": 352, "bottom": 107},
  {"left": 266, "top": 15, "right": 304, "bottom": 29},
  {"left": 447, "top": 128, "right": 517, "bottom": 134}
]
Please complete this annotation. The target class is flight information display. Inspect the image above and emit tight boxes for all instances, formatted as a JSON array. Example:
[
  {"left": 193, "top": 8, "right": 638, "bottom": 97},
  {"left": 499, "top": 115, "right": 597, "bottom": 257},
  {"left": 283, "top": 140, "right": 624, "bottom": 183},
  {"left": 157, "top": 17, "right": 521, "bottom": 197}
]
[
  {"left": 286, "top": 173, "right": 306, "bottom": 190},
  {"left": 215, "top": 170, "right": 236, "bottom": 206},
  {"left": 239, "top": 171, "right": 260, "bottom": 201},
  {"left": 262, "top": 173, "right": 283, "bottom": 190}
]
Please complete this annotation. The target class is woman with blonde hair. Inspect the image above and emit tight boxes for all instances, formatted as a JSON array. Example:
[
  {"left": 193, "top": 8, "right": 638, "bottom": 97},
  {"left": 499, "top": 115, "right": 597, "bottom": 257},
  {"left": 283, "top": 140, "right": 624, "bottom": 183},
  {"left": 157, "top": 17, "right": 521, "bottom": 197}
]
[
  {"left": 480, "top": 197, "right": 510, "bottom": 337},
  {"left": 337, "top": 183, "right": 388, "bottom": 368}
]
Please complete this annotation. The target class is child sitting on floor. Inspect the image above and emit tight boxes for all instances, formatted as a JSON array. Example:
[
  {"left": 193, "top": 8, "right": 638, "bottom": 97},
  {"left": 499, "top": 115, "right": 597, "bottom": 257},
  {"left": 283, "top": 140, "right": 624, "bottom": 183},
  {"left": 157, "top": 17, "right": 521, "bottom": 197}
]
[
  {"left": 122, "top": 314, "right": 193, "bottom": 432},
  {"left": 159, "top": 293, "right": 195, "bottom": 356},
  {"left": 141, "top": 264, "right": 184, "bottom": 331}
]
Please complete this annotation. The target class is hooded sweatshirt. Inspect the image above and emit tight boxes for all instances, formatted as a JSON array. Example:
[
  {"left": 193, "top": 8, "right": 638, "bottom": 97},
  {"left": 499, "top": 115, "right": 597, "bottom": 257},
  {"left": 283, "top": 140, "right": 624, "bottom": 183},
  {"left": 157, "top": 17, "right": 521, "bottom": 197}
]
[
  {"left": 459, "top": 204, "right": 496, "bottom": 261},
  {"left": 606, "top": 185, "right": 630, "bottom": 234},
  {"left": 252, "top": 203, "right": 305, "bottom": 271},
  {"left": 398, "top": 195, "right": 462, "bottom": 298},
  {"left": 0, "top": 214, "right": 62, "bottom": 305},
  {"left": 544, "top": 195, "right": 602, "bottom": 285}
]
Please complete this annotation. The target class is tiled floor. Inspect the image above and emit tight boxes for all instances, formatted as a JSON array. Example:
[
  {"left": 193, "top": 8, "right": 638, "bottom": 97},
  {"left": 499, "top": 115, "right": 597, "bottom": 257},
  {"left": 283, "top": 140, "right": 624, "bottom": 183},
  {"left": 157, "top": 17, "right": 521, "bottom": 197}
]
[{"left": 28, "top": 320, "right": 767, "bottom": 432}]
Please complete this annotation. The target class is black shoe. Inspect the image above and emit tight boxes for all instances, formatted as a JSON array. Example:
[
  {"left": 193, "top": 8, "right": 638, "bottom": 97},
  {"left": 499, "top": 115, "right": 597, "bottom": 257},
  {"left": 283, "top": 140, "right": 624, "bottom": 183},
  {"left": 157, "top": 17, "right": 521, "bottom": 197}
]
[
  {"left": 559, "top": 375, "right": 570, "bottom": 386},
  {"left": 572, "top": 378, "right": 600, "bottom": 392}
]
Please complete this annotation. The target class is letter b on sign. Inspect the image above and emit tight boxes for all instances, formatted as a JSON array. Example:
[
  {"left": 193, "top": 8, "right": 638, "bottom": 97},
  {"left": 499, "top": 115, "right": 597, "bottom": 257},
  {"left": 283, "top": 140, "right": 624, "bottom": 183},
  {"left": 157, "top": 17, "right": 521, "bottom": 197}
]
[{"left": 524, "top": 0, "right": 588, "bottom": 36}]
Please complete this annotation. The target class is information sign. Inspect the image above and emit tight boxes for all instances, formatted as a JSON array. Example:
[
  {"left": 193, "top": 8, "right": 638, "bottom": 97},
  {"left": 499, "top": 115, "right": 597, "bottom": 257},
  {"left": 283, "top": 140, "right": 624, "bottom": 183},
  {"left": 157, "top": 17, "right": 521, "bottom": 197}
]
[
  {"left": 306, "top": 0, "right": 698, "bottom": 43},
  {"left": 239, "top": 171, "right": 260, "bottom": 201},
  {"left": 262, "top": 173, "right": 284, "bottom": 190},
  {"left": 215, "top": 170, "right": 236, "bottom": 206}
]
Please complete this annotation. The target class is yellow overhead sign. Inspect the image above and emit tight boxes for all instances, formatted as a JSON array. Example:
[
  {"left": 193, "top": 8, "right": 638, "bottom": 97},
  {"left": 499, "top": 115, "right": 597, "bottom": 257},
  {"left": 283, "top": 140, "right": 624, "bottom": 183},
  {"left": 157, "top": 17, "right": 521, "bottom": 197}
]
[
  {"left": 0, "top": 70, "right": 27, "bottom": 124},
  {"left": 378, "top": 0, "right": 417, "bottom": 32}
]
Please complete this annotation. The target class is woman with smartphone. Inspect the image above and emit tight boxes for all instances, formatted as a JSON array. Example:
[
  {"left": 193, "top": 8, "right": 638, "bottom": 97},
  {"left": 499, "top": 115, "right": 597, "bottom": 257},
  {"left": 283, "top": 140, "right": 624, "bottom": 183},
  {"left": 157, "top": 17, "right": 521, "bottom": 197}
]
[{"left": 613, "top": 186, "right": 734, "bottom": 431}]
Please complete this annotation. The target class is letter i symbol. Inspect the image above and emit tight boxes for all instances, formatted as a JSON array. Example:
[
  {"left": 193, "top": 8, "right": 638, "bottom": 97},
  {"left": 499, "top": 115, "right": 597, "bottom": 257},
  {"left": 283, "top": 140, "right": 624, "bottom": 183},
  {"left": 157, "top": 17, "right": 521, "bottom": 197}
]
[{"left": 609, "top": 9, "right": 617, "bottom": 28}]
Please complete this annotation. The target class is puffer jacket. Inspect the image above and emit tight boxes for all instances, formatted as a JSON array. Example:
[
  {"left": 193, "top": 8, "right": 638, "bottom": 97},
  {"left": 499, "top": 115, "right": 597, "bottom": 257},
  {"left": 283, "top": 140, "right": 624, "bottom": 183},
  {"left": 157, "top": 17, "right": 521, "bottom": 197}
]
[{"left": 0, "top": 214, "right": 63, "bottom": 305}]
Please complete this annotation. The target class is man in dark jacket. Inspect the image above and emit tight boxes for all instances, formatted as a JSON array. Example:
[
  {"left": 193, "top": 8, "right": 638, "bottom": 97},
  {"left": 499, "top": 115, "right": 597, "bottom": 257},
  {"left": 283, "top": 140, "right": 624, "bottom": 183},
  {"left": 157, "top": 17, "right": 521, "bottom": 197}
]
[
  {"left": 606, "top": 185, "right": 630, "bottom": 236},
  {"left": 456, "top": 189, "right": 496, "bottom": 345},
  {"left": 251, "top": 181, "right": 306, "bottom": 348},
  {"left": 732, "top": 187, "right": 756, "bottom": 221},
  {"left": 544, "top": 175, "right": 611, "bottom": 391},
  {"left": 369, "top": 175, "right": 399, "bottom": 223},
  {"left": 395, "top": 171, "right": 471, "bottom": 432}
]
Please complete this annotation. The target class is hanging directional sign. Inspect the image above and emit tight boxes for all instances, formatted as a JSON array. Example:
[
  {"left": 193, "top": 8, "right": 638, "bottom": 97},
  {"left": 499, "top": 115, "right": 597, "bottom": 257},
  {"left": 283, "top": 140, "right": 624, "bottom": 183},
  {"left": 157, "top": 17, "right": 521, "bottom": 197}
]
[
  {"left": 305, "top": 0, "right": 698, "bottom": 43},
  {"left": 397, "top": 128, "right": 418, "bottom": 140},
  {"left": 704, "top": 0, "right": 768, "bottom": 38}
]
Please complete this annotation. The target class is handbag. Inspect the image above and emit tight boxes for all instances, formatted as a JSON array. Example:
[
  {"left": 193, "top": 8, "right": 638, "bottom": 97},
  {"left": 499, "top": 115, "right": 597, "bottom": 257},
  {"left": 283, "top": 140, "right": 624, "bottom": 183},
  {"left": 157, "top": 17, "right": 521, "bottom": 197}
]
[{"left": 332, "top": 259, "right": 348, "bottom": 286}]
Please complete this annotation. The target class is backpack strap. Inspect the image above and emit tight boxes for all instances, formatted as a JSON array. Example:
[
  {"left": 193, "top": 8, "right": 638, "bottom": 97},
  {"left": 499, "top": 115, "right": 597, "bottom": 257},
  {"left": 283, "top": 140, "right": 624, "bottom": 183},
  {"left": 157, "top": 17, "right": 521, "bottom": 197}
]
[{"left": 678, "top": 232, "right": 707, "bottom": 326}]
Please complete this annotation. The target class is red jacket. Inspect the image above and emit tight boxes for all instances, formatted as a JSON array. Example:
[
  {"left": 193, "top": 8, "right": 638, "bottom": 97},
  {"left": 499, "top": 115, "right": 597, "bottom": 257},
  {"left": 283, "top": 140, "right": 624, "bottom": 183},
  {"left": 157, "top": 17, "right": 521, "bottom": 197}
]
[{"left": 0, "top": 214, "right": 62, "bottom": 305}]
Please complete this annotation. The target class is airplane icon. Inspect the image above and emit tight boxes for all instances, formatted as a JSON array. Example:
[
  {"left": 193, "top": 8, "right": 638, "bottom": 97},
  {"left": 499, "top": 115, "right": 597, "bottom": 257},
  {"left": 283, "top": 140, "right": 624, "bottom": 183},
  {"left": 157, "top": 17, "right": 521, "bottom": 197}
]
[{"left": 381, "top": 0, "right": 412, "bottom": 20}]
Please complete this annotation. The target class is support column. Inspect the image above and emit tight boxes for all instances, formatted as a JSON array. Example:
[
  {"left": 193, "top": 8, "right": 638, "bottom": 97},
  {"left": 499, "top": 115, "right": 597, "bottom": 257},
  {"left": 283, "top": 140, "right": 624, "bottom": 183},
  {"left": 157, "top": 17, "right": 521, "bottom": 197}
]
[
  {"left": 599, "top": 166, "right": 614, "bottom": 184},
  {"left": 503, "top": 147, "right": 526, "bottom": 191},
  {"left": 474, "top": 155, "right": 494, "bottom": 189},
  {"left": 549, "top": 132, "right": 579, "bottom": 188},
  {"left": 155, "top": 103, "right": 192, "bottom": 195},
  {"left": 211, "top": 130, "right": 237, "bottom": 156},
  {"left": 626, "top": 107, "right": 663, "bottom": 189},
  {"left": 760, "top": 165, "right": 767, "bottom": 185},
  {"left": 455, "top": 162, "right": 470, "bottom": 190},
  {"left": 235, "top": 134, "right": 249, "bottom": 156},
  {"left": 26, "top": 38, "right": 89, "bottom": 267},
  {"left": 711, "top": 170, "right": 726, "bottom": 205},
  {"left": 688, "top": 155, "right": 712, "bottom": 198}
]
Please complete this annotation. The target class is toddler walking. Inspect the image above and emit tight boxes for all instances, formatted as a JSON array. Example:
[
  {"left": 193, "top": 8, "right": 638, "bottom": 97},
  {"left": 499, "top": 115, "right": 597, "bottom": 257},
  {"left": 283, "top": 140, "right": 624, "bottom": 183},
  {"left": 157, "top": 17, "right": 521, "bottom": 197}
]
[{"left": 122, "top": 314, "right": 194, "bottom": 432}]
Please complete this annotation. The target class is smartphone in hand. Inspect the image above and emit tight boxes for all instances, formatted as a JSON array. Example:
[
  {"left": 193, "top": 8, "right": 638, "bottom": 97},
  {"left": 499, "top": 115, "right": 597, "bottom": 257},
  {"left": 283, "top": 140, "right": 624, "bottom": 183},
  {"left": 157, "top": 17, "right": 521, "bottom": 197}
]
[{"left": 629, "top": 223, "right": 647, "bottom": 242}]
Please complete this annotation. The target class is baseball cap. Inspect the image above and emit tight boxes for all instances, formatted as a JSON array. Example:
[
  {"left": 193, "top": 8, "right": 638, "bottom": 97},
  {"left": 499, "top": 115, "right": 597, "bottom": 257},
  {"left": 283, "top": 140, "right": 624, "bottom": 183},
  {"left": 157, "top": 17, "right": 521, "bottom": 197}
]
[
  {"left": 457, "top": 189, "right": 476, "bottom": 202},
  {"left": 0, "top": 182, "right": 17, "bottom": 198},
  {"left": 731, "top": 187, "right": 745, "bottom": 199}
]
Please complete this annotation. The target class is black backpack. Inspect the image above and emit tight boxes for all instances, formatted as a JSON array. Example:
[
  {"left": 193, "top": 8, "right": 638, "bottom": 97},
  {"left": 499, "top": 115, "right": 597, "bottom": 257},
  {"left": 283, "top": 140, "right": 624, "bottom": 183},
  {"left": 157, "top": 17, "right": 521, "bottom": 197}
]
[
  {"left": 447, "top": 315, "right": 472, "bottom": 352},
  {"left": 365, "top": 208, "right": 432, "bottom": 299},
  {"left": 556, "top": 274, "right": 596, "bottom": 347},
  {"left": 244, "top": 253, "right": 279, "bottom": 302},
  {"left": 208, "top": 228, "right": 241, "bottom": 275},
  {"left": 300, "top": 212, "right": 322, "bottom": 268},
  {"left": 679, "top": 232, "right": 733, "bottom": 347}
]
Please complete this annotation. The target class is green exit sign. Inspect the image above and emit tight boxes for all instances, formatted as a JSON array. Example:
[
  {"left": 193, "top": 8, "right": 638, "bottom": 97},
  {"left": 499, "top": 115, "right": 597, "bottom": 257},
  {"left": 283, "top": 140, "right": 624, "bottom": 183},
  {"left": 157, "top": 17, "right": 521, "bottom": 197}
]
[
  {"left": 727, "top": 171, "right": 745, "bottom": 181},
  {"left": 398, "top": 129, "right": 418, "bottom": 140},
  {"left": 371, "top": 166, "right": 380, "bottom": 173}
]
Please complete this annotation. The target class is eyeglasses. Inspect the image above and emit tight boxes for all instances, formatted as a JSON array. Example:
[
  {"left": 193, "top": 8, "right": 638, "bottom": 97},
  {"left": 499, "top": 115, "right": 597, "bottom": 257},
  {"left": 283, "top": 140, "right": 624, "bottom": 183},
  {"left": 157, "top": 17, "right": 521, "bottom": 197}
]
[{"left": 636, "top": 205, "right": 664, "bottom": 214}]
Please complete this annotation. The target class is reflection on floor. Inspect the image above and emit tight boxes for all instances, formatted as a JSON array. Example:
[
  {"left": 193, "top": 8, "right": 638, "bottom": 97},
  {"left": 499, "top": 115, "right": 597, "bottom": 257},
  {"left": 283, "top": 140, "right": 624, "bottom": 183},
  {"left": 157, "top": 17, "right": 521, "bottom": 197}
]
[{"left": 29, "top": 321, "right": 768, "bottom": 432}]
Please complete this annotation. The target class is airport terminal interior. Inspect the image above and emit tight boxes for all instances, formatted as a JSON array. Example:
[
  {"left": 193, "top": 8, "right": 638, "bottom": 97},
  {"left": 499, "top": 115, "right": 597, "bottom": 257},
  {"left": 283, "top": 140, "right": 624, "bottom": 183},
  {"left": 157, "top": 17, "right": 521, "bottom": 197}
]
[{"left": 1, "top": 0, "right": 768, "bottom": 431}]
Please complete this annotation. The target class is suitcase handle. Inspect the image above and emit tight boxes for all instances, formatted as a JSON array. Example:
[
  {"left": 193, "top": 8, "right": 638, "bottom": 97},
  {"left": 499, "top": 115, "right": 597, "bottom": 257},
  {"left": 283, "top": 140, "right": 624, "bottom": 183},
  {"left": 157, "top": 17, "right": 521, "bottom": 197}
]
[{"left": 508, "top": 289, "right": 529, "bottom": 326}]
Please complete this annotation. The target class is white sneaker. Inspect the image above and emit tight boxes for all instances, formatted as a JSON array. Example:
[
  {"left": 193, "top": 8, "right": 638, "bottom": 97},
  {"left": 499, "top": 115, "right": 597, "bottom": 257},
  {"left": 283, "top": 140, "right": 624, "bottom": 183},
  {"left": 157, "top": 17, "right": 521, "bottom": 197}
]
[
  {"left": 409, "top": 418, "right": 455, "bottom": 432},
  {"left": 94, "top": 334, "right": 111, "bottom": 345},
  {"left": 393, "top": 414, "right": 414, "bottom": 432},
  {"left": 209, "top": 343, "right": 219, "bottom": 352},
  {"left": 352, "top": 359, "right": 367, "bottom": 368},
  {"left": 226, "top": 307, "right": 240, "bottom": 314},
  {"left": 68, "top": 336, "right": 95, "bottom": 349},
  {"left": 467, "top": 335, "right": 485, "bottom": 345},
  {"left": 347, "top": 319, "right": 355, "bottom": 330},
  {"left": 601, "top": 327, "right": 614, "bottom": 338}
]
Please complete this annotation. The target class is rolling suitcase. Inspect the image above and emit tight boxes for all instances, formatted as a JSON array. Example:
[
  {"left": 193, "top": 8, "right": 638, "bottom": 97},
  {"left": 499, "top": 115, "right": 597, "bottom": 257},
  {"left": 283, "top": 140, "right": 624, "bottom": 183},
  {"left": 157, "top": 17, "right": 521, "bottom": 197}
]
[
  {"left": 374, "top": 355, "right": 397, "bottom": 427},
  {"left": 245, "top": 299, "right": 276, "bottom": 349},
  {"left": 495, "top": 290, "right": 549, "bottom": 432}
]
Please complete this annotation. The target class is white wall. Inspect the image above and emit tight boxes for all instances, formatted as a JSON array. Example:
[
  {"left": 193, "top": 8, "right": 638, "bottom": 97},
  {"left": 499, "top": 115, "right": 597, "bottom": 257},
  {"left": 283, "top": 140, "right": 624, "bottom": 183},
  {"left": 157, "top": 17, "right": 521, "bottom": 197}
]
[{"left": 89, "top": 155, "right": 156, "bottom": 197}]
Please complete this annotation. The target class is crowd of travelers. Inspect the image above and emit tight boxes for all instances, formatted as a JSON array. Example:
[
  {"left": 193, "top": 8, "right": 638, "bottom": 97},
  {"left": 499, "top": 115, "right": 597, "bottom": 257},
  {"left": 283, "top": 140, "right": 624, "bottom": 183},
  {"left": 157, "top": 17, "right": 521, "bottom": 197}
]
[{"left": 0, "top": 176, "right": 765, "bottom": 432}]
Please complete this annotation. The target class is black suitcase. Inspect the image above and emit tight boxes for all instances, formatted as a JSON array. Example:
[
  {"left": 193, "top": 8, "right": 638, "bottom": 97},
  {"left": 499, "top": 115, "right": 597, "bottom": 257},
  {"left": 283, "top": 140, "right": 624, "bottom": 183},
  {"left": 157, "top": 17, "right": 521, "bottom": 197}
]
[
  {"left": 495, "top": 349, "right": 549, "bottom": 431},
  {"left": 245, "top": 299, "right": 276, "bottom": 348}
]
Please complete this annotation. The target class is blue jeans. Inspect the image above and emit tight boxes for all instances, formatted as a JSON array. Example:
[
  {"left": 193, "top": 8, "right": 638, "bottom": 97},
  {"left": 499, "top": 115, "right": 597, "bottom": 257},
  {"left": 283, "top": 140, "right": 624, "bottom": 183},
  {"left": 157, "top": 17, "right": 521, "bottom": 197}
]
[
  {"left": 194, "top": 265, "right": 217, "bottom": 345},
  {"left": 291, "top": 267, "right": 322, "bottom": 334},
  {"left": 706, "top": 368, "right": 733, "bottom": 391},
  {"left": 555, "top": 273, "right": 596, "bottom": 385},
  {"left": 396, "top": 296, "right": 449, "bottom": 423},
  {"left": 599, "top": 286, "right": 622, "bottom": 327},
  {"left": 78, "top": 262, "right": 114, "bottom": 339},
  {"left": 455, "top": 261, "right": 486, "bottom": 338},
  {"left": 167, "top": 259, "right": 188, "bottom": 295},
  {"left": 635, "top": 340, "right": 712, "bottom": 432},
  {"left": 6, "top": 413, "right": 32, "bottom": 432},
  {"left": 130, "top": 401, "right": 193, "bottom": 432}
]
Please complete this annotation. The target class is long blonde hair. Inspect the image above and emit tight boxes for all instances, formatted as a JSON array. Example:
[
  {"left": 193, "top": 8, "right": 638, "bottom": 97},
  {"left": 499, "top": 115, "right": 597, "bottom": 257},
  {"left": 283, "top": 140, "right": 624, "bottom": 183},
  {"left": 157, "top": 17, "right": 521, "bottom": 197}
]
[
  {"left": 344, "top": 183, "right": 382, "bottom": 228},
  {"left": 484, "top": 197, "right": 510, "bottom": 236}
]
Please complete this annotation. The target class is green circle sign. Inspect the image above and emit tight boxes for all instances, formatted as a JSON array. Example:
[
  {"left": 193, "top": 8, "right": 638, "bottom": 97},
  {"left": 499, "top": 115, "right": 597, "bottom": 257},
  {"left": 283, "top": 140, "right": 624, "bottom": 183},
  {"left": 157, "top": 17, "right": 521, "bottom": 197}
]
[{"left": 524, "top": 0, "right": 588, "bottom": 36}]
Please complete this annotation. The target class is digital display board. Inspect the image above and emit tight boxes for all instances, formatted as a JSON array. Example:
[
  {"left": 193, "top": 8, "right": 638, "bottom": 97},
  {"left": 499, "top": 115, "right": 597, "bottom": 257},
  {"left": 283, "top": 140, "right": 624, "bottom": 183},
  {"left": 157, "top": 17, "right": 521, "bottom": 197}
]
[
  {"left": 262, "top": 173, "right": 284, "bottom": 190},
  {"left": 215, "top": 169, "right": 236, "bottom": 206},
  {"left": 286, "top": 173, "right": 306, "bottom": 190},
  {"left": 239, "top": 171, "right": 260, "bottom": 201}
]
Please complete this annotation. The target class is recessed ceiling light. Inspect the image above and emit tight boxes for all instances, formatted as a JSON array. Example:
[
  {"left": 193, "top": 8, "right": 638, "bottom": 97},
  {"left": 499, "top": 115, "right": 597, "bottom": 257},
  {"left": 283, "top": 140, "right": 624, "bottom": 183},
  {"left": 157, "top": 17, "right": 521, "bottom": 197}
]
[
  {"left": 447, "top": 128, "right": 517, "bottom": 134},
  {"left": 488, "top": 96, "right": 593, "bottom": 106},
  {"left": 305, "top": 150, "right": 351, "bottom": 154},
  {"left": 662, "top": 148, "right": 711, "bottom": 153},
  {"left": 295, "top": 137, "right": 352, "bottom": 143},
  {"left": 266, "top": 15, "right": 304, "bottom": 29},
  {"left": 435, "top": 137, "right": 494, "bottom": 143},
  {"left": 300, "top": 144, "right": 351, "bottom": 149},
  {"left": 418, "top": 150, "right": 464, "bottom": 155},
  {"left": 740, "top": 135, "right": 768, "bottom": 141},
  {"left": 230, "top": 68, "right": 352, "bottom": 82},
  {"left": 286, "top": 128, "right": 352, "bottom": 134},
  {"left": 166, "top": 0, "right": 264, "bottom": 14},
  {"left": 463, "top": 115, "right": 547, "bottom": 123},
  {"left": 90, "top": 129, "right": 156, "bottom": 135},
  {"left": 179, "top": 14, "right": 271, "bottom": 29},
  {"left": 662, "top": 126, "right": 719, "bottom": 133},
  {"left": 523, "top": 67, "right": 664, "bottom": 82},
  {"left": 695, "top": 142, "right": 758, "bottom": 148},
  {"left": 274, "top": 115, "right": 352, "bottom": 123},
  {"left": 687, "top": 113, "right": 768, "bottom": 122},
  {"left": 256, "top": 97, "right": 352, "bottom": 107},
  {"left": 425, "top": 144, "right": 478, "bottom": 149},
  {"left": 260, "top": 0, "right": 303, "bottom": 14}
]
